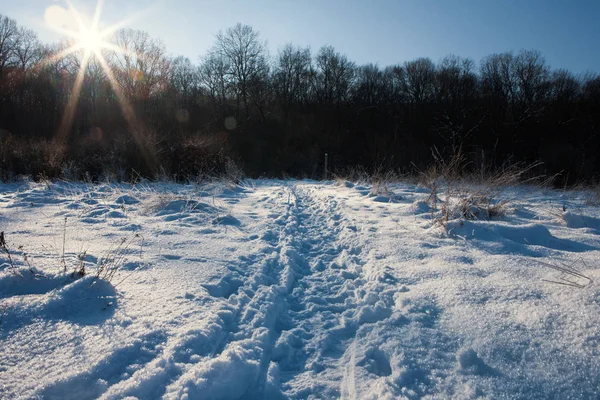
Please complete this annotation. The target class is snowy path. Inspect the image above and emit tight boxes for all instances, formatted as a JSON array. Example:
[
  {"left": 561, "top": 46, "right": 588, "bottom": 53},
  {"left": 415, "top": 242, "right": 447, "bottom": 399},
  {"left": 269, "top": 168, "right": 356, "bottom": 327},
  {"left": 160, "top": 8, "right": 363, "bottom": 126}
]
[
  {"left": 153, "top": 184, "right": 395, "bottom": 399},
  {"left": 1, "top": 180, "right": 600, "bottom": 399}
]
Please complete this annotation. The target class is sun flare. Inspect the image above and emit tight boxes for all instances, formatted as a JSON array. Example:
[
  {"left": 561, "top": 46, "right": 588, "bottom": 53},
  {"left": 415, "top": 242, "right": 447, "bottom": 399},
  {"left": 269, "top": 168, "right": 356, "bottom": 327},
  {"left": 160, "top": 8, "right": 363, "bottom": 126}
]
[
  {"left": 43, "top": 0, "right": 155, "bottom": 166},
  {"left": 44, "top": 1, "right": 118, "bottom": 59},
  {"left": 76, "top": 25, "right": 104, "bottom": 54},
  {"left": 42, "top": 2, "right": 134, "bottom": 139}
]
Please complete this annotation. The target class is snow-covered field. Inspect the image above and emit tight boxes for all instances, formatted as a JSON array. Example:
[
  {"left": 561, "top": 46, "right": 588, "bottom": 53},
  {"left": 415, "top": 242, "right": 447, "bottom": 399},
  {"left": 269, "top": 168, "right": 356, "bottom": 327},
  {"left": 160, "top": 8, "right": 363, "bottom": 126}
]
[{"left": 1, "top": 180, "right": 599, "bottom": 399}]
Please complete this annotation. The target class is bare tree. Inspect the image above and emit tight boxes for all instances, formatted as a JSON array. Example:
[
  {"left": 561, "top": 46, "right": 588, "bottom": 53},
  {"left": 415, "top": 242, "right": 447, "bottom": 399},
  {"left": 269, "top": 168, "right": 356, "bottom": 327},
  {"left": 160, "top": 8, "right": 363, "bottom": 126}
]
[
  {"left": 480, "top": 52, "right": 517, "bottom": 105},
  {"left": 433, "top": 55, "right": 482, "bottom": 146},
  {"left": 14, "top": 27, "right": 41, "bottom": 71},
  {"left": 199, "top": 50, "right": 231, "bottom": 125},
  {"left": 550, "top": 69, "right": 580, "bottom": 103},
  {"left": 110, "top": 29, "right": 171, "bottom": 100},
  {"left": 352, "top": 63, "right": 396, "bottom": 108},
  {"left": 314, "top": 45, "right": 355, "bottom": 106},
  {"left": 0, "top": 14, "right": 19, "bottom": 77},
  {"left": 213, "top": 23, "right": 268, "bottom": 119},
  {"left": 437, "top": 54, "right": 477, "bottom": 104},
  {"left": 382, "top": 65, "right": 406, "bottom": 104},
  {"left": 170, "top": 56, "right": 199, "bottom": 100},
  {"left": 402, "top": 57, "right": 437, "bottom": 103},
  {"left": 513, "top": 49, "right": 550, "bottom": 107},
  {"left": 273, "top": 44, "right": 312, "bottom": 115}
]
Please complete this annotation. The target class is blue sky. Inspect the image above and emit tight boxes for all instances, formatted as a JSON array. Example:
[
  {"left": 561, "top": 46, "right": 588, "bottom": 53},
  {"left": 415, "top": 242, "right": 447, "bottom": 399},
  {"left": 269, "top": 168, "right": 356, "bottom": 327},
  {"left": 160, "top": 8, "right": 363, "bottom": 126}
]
[{"left": 4, "top": 0, "right": 600, "bottom": 73}]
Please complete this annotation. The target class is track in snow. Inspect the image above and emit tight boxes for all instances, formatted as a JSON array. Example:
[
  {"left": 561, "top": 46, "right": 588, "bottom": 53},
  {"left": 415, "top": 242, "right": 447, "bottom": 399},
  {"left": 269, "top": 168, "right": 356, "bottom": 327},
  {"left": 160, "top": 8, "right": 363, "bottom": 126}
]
[
  {"left": 131, "top": 183, "right": 389, "bottom": 399},
  {"left": 155, "top": 184, "right": 371, "bottom": 398}
]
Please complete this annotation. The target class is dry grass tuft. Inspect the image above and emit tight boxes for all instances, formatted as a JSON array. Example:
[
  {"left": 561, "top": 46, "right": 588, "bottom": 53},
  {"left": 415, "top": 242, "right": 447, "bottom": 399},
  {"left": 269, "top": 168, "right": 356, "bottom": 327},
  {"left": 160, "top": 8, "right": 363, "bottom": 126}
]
[{"left": 416, "top": 146, "right": 547, "bottom": 227}]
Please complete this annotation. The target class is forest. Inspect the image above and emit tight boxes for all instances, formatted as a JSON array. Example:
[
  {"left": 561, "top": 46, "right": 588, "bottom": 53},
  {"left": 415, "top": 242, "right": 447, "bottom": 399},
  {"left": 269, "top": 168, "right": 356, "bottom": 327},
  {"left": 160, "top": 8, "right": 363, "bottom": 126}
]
[{"left": 1, "top": 15, "right": 599, "bottom": 184}]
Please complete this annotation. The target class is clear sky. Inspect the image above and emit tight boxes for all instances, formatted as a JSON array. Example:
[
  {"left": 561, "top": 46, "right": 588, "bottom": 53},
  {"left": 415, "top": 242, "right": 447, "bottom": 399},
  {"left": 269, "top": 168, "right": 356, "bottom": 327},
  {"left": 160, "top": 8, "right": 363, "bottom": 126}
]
[{"left": 4, "top": 0, "right": 600, "bottom": 73}]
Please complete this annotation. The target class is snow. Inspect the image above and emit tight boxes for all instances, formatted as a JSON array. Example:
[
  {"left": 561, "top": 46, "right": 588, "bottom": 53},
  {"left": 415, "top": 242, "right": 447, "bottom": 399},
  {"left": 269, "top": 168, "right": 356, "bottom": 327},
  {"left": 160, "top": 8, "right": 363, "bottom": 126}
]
[{"left": 1, "top": 180, "right": 600, "bottom": 399}]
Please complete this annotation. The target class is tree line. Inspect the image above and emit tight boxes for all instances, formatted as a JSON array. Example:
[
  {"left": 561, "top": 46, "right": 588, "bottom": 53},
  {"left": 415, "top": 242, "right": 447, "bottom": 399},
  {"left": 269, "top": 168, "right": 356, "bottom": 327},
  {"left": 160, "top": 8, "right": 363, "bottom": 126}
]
[{"left": 1, "top": 15, "right": 599, "bottom": 183}]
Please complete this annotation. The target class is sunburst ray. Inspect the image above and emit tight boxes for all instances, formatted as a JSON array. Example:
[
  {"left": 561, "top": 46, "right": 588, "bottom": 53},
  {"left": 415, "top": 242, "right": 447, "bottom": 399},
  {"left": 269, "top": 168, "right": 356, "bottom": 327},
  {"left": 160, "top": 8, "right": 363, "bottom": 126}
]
[{"left": 44, "top": 0, "right": 149, "bottom": 149}]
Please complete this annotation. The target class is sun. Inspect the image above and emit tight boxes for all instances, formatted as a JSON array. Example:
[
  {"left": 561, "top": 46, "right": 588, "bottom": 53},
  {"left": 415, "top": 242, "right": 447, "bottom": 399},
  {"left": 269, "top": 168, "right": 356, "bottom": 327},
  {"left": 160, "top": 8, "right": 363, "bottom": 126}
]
[
  {"left": 43, "top": 0, "right": 156, "bottom": 166},
  {"left": 42, "top": 0, "right": 128, "bottom": 143},
  {"left": 77, "top": 25, "right": 105, "bottom": 54},
  {"left": 64, "top": 0, "right": 119, "bottom": 58},
  {"left": 44, "top": 0, "right": 126, "bottom": 61}
]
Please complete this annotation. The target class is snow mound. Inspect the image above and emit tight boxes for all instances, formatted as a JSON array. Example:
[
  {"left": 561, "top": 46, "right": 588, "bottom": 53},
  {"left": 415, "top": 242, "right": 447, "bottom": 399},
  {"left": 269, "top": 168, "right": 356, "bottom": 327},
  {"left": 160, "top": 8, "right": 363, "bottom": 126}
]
[
  {"left": 114, "top": 194, "right": 140, "bottom": 205},
  {"left": 371, "top": 194, "right": 402, "bottom": 203},
  {"left": 203, "top": 276, "right": 243, "bottom": 298},
  {"left": 212, "top": 215, "right": 241, "bottom": 226},
  {"left": 411, "top": 199, "right": 432, "bottom": 214},
  {"left": 0, "top": 268, "right": 65, "bottom": 298},
  {"left": 446, "top": 220, "right": 595, "bottom": 252},
  {"left": 562, "top": 211, "right": 600, "bottom": 230},
  {"left": 156, "top": 199, "right": 217, "bottom": 216},
  {"left": 153, "top": 199, "right": 226, "bottom": 225},
  {"left": 46, "top": 275, "right": 116, "bottom": 320},
  {"left": 1, "top": 274, "right": 116, "bottom": 330}
]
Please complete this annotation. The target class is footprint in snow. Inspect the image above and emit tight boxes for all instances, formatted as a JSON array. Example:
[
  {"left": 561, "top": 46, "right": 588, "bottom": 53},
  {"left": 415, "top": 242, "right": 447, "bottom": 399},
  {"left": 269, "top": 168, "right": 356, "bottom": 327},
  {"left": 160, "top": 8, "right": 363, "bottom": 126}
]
[
  {"left": 360, "top": 347, "right": 392, "bottom": 377},
  {"left": 203, "top": 276, "right": 244, "bottom": 298},
  {"left": 457, "top": 348, "right": 501, "bottom": 377}
]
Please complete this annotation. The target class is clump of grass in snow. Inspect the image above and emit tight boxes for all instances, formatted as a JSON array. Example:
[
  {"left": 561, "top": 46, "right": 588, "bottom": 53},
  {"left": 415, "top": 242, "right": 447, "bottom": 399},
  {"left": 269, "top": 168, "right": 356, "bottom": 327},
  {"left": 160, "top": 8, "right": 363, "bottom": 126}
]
[
  {"left": 96, "top": 233, "right": 144, "bottom": 283},
  {"left": 582, "top": 183, "right": 600, "bottom": 207},
  {"left": 1, "top": 232, "right": 48, "bottom": 279},
  {"left": 416, "top": 146, "right": 546, "bottom": 227},
  {"left": 0, "top": 231, "right": 18, "bottom": 275},
  {"left": 2, "top": 224, "right": 143, "bottom": 287},
  {"left": 539, "top": 258, "right": 594, "bottom": 289},
  {"left": 370, "top": 168, "right": 402, "bottom": 198},
  {"left": 333, "top": 166, "right": 372, "bottom": 185},
  {"left": 333, "top": 165, "right": 403, "bottom": 200},
  {"left": 439, "top": 192, "right": 509, "bottom": 224}
]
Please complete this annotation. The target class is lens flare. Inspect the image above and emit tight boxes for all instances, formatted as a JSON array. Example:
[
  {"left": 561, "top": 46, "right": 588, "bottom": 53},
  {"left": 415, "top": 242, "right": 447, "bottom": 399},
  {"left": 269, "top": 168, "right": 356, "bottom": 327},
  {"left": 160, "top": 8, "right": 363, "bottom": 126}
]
[
  {"left": 43, "top": 1, "right": 122, "bottom": 142},
  {"left": 43, "top": 0, "right": 156, "bottom": 168},
  {"left": 78, "top": 27, "right": 103, "bottom": 53}
]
